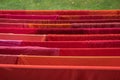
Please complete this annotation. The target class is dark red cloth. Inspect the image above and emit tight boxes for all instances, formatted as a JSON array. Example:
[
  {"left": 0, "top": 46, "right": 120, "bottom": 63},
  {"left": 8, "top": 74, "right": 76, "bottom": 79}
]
[
  {"left": 58, "top": 15, "right": 120, "bottom": 20},
  {"left": 72, "top": 23, "right": 120, "bottom": 28},
  {"left": 21, "top": 40, "right": 120, "bottom": 48},
  {"left": 0, "top": 23, "right": 71, "bottom": 28},
  {"left": 0, "top": 46, "right": 59, "bottom": 56},
  {"left": 0, "top": 64, "right": 120, "bottom": 80},
  {"left": 0, "top": 10, "right": 119, "bottom": 15},
  {"left": 0, "top": 19, "right": 120, "bottom": 23},
  {"left": 60, "top": 48, "right": 120, "bottom": 56},
  {"left": 0, "top": 55, "right": 18, "bottom": 64},
  {"left": 0, "top": 28, "right": 38, "bottom": 34},
  {"left": 0, "top": 28, "right": 120, "bottom": 34},
  {"left": 47, "top": 34, "right": 120, "bottom": 41},
  {"left": 0, "top": 14, "right": 120, "bottom": 20},
  {"left": 0, "top": 23, "right": 120, "bottom": 28},
  {"left": 0, "top": 14, "right": 58, "bottom": 20}
]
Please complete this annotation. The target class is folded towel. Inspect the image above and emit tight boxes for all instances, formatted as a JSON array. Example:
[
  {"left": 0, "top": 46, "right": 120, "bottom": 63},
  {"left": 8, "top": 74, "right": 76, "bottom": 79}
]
[
  {"left": 0, "top": 55, "right": 18, "bottom": 64},
  {"left": 60, "top": 48, "right": 120, "bottom": 56},
  {"left": 21, "top": 40, "right": 120, "bottom": 48},
  {"left": 0, "top": 46, "right": 59, "bottom": 56},
  {"left": 0, "top": 40, "right": 22, "bottom": 46},
  {"left": 47, "top": 34, "right": 120, "bottom": 41},
  {"left": 0, "top": 19, "right": 119, "bottom": 23}
]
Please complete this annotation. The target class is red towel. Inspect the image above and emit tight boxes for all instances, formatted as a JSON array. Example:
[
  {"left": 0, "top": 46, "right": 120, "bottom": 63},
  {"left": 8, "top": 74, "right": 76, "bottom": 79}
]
[
  {"left": 21, "top": 40, "right": 120, "bottom": 48},
  {"left": 0, "top": 14, "right": 120, "bottom": 20},
  {"left": 0, "top": 19, "right": 120, "bottom": 23},
  {"left": 58, "top": 15, "right": 120, "bottom": 20},
  {"left": 0, "top": 64, "right": 120, "bottom": 80},
  {"left": 0, "top": 23, "right": 71, "bottom": 28},
  {"left": 0, "top": 10, "right": 119, "bottom": 15},
  {"left": 0, "top": 14, "right": 58, "bottom": 20},
  {"left": 0, "top": 46, "right": 59, "bottom": 56},
  {"left": 0, "top": 28, "right": 120, "bottom": 34},
  {"left": 72, "top": 23, "right": 120, "bottom": 28},
  {"left": 18, "top": 56, "right": 120, "bottom": 66},
  {"left": 0, "top": 33, "right": 46, "bottom": 42},
  {"left": 60, "top": 48, "right": 120, "bottom": 56},
  {"left": 47, "top": 34, "right": 120, "bottom": 41},
  {"left": 0, "top": 55, "right": 18, "bottom": 64},
  {"left": 1, "top": 23, "right": 120, "bottom": 28}
]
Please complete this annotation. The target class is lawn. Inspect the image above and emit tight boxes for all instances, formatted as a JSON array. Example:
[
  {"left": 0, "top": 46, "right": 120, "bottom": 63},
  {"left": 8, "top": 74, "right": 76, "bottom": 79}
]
[{"left": 0, "top": 0, "right": 120, "bottom": 10}]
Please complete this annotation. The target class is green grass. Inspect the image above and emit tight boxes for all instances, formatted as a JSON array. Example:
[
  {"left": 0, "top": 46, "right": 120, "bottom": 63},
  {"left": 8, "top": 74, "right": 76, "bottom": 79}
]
[{"left": 0, "top": 0, "right": 120, "bottom": 10}]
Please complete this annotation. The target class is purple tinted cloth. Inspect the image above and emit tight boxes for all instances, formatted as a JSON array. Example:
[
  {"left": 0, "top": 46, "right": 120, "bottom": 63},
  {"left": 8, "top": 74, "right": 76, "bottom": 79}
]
[
  {"left": 0, "top": 46, "right": 59, "bottom": 56},
  {"left": 0, "top": 40, "right": 22, "bottom": 46}
]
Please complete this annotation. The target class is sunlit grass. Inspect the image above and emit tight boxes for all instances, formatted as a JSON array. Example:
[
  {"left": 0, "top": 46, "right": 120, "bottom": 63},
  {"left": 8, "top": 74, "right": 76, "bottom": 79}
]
[{"left": 0, "top": 0, "right": 120, "bottom": 10}]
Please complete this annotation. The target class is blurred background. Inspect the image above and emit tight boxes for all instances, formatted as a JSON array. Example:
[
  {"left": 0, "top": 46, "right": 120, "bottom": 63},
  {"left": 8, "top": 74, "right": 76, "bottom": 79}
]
[{"left": 0, "top": 0, "right": 120, "bottom": 10}]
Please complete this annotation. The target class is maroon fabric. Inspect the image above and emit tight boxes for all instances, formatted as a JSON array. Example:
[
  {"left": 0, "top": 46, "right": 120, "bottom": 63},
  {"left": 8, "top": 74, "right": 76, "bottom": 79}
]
[
  {"left": 0, "top": 23, "right": 120, "bottom": 28},
  {"left": 21, "top": 40, "right": 120, "bottom": 48},
  {"left": 0, "top": 64, "right": 120, "bottom": 80},
  {"left": 72, "top": 23, "right": 120, "bottom": 28},
  {"left": 60, "top": 48, "right": 120, "bottom": 56},
  {"left": 0, "top": 46, "right": 59, "bottom": 56},
  {"left": 0, "top": 40, "right": 22, "bottom": 46},
  {"left": 0, "top": 14, "right": 120, "bottom": 20},
  {"left": 0, "top": 55, "right": 18, "bottom": 64},
  {"left": 58, "top": 15, "right": 120, "bottom": 20},
  {"left": 0, "top": 28, "right": 38, "bottom": 34},
  {"left": 0, "top": 10, "right": 90, "bottom": 15},
  {"left": 0, "top": 19, "right": 120, "bottom": 23},
  {"left": 0, "top": 23, "right": 72, "bottom": 28},
  {"left": 35, "top": 28, "right": 120, "bottom": 34},
  {"left": 0, "top": 10, "right": 119, "bottom": 15},
  {"left": 0, "top": 14, "right": 58, "bottom": 20},
  {"left": 0, "top": 28, "right": 120, "bottom": 34},
  {"left": 0, "top": 23, "right": 28, "bottom": 28},
  {"left": 47, "top": 34, "right": 120, "bottom": 41}
]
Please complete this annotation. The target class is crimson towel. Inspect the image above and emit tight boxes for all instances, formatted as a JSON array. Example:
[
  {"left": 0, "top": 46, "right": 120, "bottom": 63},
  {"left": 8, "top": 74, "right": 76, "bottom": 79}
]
[
  {"left": 0, "top": 23, "right": 71, "bottom": 28},
  {"left": 0, "top": 10, "right": 119, "bottom": 15},
  {"left": 0, "top": 46, "right": 59, "bottom": 56},
  {"left": 60, "top": 48, "right": 120, "bottom": 56},
  {"left": 47, "top": 34, "right": 120, "bottom": 41},
  {"left": 21, "top": 40, "right": 120, "bottom": 48},
  {"left": 0, "top": 14, "right": 58, "bottom": 20},
  {"left": 0, "top": 19, "right": 120, "bottom": 23},
  {"left": 0, "top": 55, "right": 18, "bottom": 64},
  {"left": 18, "top": 56, "right": 120, "bottom": 66},
  {"left": 0, "top": 28, "right": 120, "bottom": 34},
  {"left": 0, "top": 64, "right": 120, "bottom": 80},
  {"left": 0, "top": 33, "right": 46, "bottom": 42}
]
